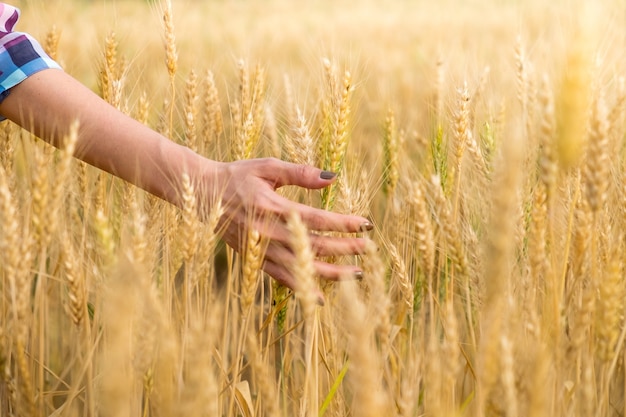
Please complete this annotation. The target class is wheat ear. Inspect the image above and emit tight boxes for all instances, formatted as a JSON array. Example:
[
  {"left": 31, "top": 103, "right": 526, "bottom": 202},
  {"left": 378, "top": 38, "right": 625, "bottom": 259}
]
[
  {"left": 339, "top": 280, "right": 390, "bottom": 416},
  {"left": 183, "top": 69, "right": 198, "bottom": 152},
  {"left": 43, "top": 25, "right": 60, "bottom": 62},
  {"left": 286, "top": 211, "right": 319, "bottom": 416}
]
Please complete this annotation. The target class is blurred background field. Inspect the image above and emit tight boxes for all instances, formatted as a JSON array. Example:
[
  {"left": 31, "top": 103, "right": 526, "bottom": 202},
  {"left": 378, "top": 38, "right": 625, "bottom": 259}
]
[{"left": 16, "top": 0, "right": 625, "bottom": 157}]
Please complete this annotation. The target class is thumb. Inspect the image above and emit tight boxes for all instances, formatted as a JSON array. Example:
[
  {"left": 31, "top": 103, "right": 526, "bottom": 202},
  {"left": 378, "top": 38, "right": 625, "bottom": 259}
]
[{"left": 267, "top": 159, "right": 337, "bottom": 190}]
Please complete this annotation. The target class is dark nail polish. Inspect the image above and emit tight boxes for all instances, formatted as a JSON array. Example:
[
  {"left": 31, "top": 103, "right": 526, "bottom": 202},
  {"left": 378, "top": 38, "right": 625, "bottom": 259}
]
[
  {"left": 360, "top": 221, "right": 374, "bottom": 232},
  {"left": 320, "top": 171, "right": 337, "bottom": 180},
  {"left": 354, "top": 270, "right": 364, "bottom": 280}
]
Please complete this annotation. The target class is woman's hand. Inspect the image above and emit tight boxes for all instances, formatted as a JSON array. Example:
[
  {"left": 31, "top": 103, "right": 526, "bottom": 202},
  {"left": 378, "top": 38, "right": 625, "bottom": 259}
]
[{"left": 207, "top": 157, "right": 372, "bottom": 290}]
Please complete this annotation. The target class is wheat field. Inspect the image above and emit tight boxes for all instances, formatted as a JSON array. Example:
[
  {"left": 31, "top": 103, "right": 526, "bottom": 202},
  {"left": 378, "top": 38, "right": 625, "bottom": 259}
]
[{"left": 1, "top": 0, "right": 626, "bottom": 415}]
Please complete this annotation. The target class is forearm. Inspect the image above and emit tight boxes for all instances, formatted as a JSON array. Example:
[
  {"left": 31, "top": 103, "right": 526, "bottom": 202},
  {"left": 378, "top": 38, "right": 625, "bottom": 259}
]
[{"left": 0, "top": 68, "right": 213, "bottom": 205}]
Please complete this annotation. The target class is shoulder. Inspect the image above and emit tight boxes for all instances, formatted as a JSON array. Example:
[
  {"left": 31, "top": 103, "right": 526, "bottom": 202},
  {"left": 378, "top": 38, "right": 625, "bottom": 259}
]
[{"left": 0, "top": 3, "right": 62, "bottom": 101}]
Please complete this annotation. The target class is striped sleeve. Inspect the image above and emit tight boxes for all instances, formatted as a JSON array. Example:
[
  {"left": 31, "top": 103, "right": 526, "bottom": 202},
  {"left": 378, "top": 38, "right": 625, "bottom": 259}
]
[{"left": 0, "top": 3, "right": 61, "bottom": 102}]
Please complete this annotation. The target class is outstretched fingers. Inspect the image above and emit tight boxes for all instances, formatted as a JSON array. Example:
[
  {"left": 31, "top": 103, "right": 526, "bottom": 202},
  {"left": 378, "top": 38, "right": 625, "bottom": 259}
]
[
  {"left": 309, "top": 234, "right": 368, "bottom": 257},
  {"left": 264, "top": 243, "right": 363, "bottom": 284},
  {"left": 267, "top": 193, "right": 372, "bottom": 234},
  {"left": 237, "top": 199, "right": 372, "bottom": 252}
]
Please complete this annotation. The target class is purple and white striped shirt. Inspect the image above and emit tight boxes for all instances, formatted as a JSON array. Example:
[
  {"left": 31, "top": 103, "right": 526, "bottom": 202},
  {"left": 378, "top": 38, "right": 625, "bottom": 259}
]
[{"left": 0, "top": 3, "right": 61, "bottom": 102}]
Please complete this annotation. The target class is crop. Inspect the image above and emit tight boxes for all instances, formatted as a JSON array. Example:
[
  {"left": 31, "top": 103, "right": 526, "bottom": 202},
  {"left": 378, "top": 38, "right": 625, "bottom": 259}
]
[{"left": 1, "top": 0, "right": 625, "bottom": 416}]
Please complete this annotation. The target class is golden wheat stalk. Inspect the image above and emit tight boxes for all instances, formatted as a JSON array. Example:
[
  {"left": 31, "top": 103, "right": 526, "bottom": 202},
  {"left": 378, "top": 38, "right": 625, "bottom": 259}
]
[
  {"left": 440, "top": 299, "right": 461, "bottom": 412},
  {"left": 286, "top": 211, "right": 319, "bottom": 416},
  {"left": 321, "top": 58, "right": 353, "bottom": 210},
  {"left": 180, "top": 172, "right": 199, "bottom": 263},
  {"left": 178, "top": 318, "right": 219, "bottom": 416},
  {"left": 49, "top": 120, "right": 79, "bottom": 240},
  {"left": 430, "top": 175, "right": 468, "bottom": 293},
  {"left": 30, "top": 141, "right": 50, "bottom": 249},
  {"left": 61, "top": 233, "right": 86, "bottom": 327},
  {"left": 93, "top": 206, "right": 115, "bottom": 270},
  {"left": 407, "top": 180, "right": 435, "bottom": 287},
  {"left": 339, "top": 280, "right": 390, "bottom": 416},
  {"left": 99, "top": 31, "right": 118, "bottom": 105},
  {"left": 0, "top": 121, "right": 14, "bottom": 175},
  {"left": 476, "top": 127, "right": 524, "bottom": 415},
  {"left": 583, "top": 90, "right": 610, "bottom": 214},
  {"left": 382, "top": 107, "right": 399, "bottom": 198},
  {"left": 183, "top": 69, "right": 199, "bottom": 152},
  {"left": 230, "top": 60, "right": 266, "bottom": 161},
  {"left": 241, "top": 228, "right": 262, "bottom": 314},
  {"left": 361, "top": 240, "right": 392, "bottom": 358},
  {"left": 201, "top": 69, "right": 223, "bottom": 152},
  {"left": 194, "top": 198, "right": 224, "bottom": 297},
  {"left": 555, "top": 29, "right": 592, "bottom": 169},
  {"left": 285, "top": 105, "right": 316, "bottom": 167},
  {"left": 246, "top": 328, "right": 282, "bottom": 417},
  {"left": 387, "top": 243, "right": 413, "bottom": 326},
  {"left": 162, "top": 0, "right": 178, "bottom": 137},
  {"left": 538, "top": 75, "right": 558, "bottom": 201},
  {"left": 594, "top": 237, "right": 624, "bottom": 363},
  {"left": 0, "top": 164, "right": 36, "bottom": 415},
  {"left": 286, "top": 211, "right": 318, "bottom": 316},
  {"left": 163, "top": 0, "right": 178, "bottom": 80}
]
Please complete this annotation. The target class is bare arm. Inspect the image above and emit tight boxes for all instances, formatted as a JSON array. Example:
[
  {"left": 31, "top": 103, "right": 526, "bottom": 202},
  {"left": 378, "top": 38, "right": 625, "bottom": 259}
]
[
  {"left": 0, "top": 68, "right": 371, "bottom": 293},
  {"left": 0, "top": 68, "right": 210, "bottom": 206}
]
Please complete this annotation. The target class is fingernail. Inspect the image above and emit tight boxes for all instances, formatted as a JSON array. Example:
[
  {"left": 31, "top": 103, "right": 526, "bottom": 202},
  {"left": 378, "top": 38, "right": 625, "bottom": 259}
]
[
  {"left": 360, "top": 221, "right": 374, "bottom": 232},
  {"left": 320, "top": 171, "right": 337, "bottom": 180},
  {"left": 354, "top": 270, "right": 364, "bottom": 280}
]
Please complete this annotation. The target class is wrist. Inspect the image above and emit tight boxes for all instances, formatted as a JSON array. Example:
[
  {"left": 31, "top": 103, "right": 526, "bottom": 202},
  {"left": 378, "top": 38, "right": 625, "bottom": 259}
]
[{"left": 157, "top": 141, "right": 225, "bottom": 209}]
